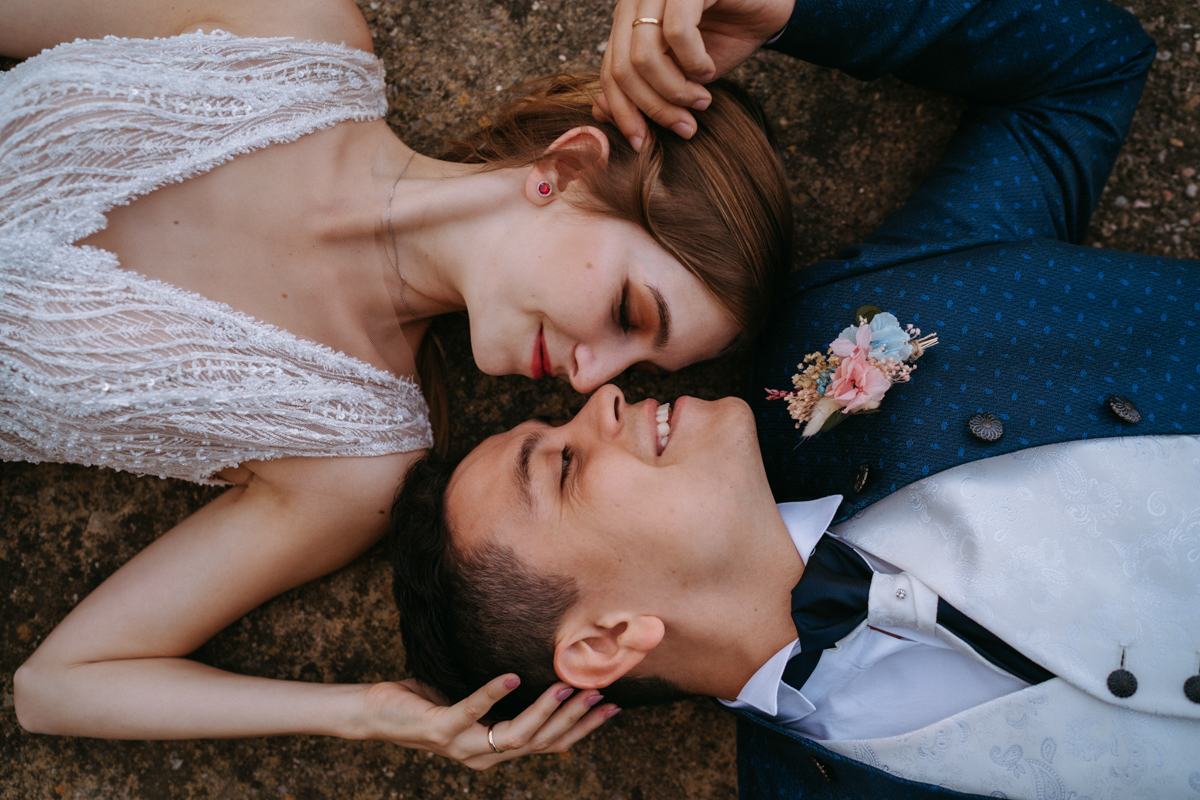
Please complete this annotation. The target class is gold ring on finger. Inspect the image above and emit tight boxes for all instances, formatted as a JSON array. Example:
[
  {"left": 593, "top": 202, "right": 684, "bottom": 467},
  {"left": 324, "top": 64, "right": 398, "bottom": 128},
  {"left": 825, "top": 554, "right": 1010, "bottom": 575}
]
[
  {"left": 487, "top": 723, "right": 504, "bottom": 754},
  {"left": 632, "top": 17, "right": 662, "bottom": 27}
]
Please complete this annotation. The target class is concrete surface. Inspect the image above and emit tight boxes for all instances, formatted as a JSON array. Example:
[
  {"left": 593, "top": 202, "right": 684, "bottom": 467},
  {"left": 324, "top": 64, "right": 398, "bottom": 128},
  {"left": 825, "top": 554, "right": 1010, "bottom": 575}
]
[{"left": 2, "top": 0, "right": 1197, "bottom": 797}]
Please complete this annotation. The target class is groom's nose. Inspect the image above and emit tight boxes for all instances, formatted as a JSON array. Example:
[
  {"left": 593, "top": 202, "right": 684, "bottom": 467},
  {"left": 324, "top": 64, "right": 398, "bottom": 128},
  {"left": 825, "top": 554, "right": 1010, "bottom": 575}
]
[{"left": 578, "top": 384, "right": 625, "bottom": 438}]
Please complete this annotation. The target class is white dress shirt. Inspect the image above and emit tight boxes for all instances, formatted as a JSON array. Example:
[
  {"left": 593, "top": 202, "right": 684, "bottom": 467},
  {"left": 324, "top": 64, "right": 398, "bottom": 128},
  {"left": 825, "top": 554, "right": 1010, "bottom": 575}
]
[{"left": 719, "top": 496, "right": 1028, "bottom": 740}]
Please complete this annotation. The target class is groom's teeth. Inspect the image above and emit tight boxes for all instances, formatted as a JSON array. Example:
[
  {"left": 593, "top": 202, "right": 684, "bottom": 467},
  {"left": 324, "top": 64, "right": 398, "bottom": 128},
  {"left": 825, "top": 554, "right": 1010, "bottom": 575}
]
[{"left": 656, "top": 402, "right": 671, "bottom": 452}]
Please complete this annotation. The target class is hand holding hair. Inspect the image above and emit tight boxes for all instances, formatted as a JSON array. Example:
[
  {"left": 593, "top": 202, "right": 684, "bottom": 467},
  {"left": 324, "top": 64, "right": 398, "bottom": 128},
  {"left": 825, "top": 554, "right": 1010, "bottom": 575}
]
[{"left": 595, "top": 0, "right": 795, "bottom": 149}]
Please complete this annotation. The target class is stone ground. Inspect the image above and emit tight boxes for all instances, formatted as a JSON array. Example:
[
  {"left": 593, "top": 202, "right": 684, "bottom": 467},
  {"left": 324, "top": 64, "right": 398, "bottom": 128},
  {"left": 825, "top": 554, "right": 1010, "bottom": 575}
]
[{"left": 2, "top": 0, "right": 1197, "bottom": 797}]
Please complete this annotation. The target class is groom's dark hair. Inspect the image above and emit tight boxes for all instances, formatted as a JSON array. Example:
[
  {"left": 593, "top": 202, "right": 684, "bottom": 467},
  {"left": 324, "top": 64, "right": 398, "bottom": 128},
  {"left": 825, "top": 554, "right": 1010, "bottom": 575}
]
[{"left": 390, "top": 452, "right": 688, "bottom": 720}]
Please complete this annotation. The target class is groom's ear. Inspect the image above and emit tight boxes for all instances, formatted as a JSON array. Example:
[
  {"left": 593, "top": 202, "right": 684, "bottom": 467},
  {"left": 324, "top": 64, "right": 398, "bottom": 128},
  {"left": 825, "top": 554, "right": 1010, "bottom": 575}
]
[
  {"left": 525, "top": 126, "right": 611, "bottom": 202},
  {"left": 553, "top": 612, "right": 664, "bottom": 689}
]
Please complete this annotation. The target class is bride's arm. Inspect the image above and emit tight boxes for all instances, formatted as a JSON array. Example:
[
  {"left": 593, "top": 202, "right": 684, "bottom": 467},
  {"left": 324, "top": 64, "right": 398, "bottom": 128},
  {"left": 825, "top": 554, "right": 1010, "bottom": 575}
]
[
  {"left": 13, "top": 453, "right": 612, "bottom": 766},
  {"left": 0, "top": 0, "right": 371, "bottom": 59}
]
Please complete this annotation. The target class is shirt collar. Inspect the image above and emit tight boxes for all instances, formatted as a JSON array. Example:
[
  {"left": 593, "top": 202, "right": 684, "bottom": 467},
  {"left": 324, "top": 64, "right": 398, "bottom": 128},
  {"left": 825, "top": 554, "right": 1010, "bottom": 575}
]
[
  {"left": 717, "top": 496, "right": 842, "bottom": 719},
  {"left": 779, "top": 496, "right": 843, "bottom": 561}
]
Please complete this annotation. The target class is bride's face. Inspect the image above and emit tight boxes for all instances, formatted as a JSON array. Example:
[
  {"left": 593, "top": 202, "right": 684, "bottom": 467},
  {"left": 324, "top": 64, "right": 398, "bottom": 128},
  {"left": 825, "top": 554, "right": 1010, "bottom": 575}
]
[{"left": 465, "top": 208, "right": 738, "bottom": 393}]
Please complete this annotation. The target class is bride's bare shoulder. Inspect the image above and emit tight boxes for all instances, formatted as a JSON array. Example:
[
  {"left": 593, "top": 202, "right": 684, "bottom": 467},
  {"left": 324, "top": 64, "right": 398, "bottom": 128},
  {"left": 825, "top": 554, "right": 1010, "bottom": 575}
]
[{"left": 0, "top": 0, "right": 372, "bottom": 60}]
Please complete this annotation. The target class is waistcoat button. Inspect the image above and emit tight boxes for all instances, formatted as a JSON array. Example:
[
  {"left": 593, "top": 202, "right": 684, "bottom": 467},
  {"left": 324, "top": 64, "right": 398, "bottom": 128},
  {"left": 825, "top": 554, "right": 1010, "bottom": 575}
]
[
  {"left": 968, "top": 412, "right": 1004, "bottom": 442},
  {"left": 1107, "top": 669, "right": 1138, "bottom": 698},
  {"left": 1184, "top": 675, "right": 1200, "bottom": 704}
]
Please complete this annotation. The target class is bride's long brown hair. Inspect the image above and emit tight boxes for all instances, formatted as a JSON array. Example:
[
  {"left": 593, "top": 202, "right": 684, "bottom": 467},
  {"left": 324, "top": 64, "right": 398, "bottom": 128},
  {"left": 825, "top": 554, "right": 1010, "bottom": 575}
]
[{"left": 443, "top": 74, "right": 793, "bottom": 344}]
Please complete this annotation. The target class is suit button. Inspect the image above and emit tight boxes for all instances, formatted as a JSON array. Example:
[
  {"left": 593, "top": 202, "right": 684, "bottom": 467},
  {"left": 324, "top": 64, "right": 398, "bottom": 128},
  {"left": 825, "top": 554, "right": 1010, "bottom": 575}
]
[
  {"left": 968, "top": 412, "right": 1004, "bottom": 442},
  {"left": 1185, "top": 675, "right": 1200, "bottom": 704},
  {"left": 1105, "top": 394, "right": 1141, "bottom": 423},
  {"left": 853, "top": 463, "right": 870, "bottom": 494},
  {"left": 1107, "top": 669, "right": 1138, "bottom": 698}
]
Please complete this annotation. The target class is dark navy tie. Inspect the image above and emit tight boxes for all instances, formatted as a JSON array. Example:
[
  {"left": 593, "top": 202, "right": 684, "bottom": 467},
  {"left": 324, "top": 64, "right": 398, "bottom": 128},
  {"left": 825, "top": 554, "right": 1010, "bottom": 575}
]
[{"left": 783, "top": 534, "right": 1054, "bottom": 692}]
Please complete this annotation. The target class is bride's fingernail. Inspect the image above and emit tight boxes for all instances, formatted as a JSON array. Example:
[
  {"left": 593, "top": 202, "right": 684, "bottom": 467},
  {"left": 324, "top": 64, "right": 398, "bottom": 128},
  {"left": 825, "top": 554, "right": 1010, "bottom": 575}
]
[
  {"left": 555, "top": 687, "right": 574, "bottom": 701},
  {"left": 692, "top": 97, "right": 710, "bottom": 110},
  {"left": 505, "top": 677, "right": 521, "bottom": 689},
  {"left": 585, "top": 694, "right": 604, "bottom": 708},
  {"left": 671, "top": 122, "right": 693, "bottom": 138},
  {"left": 604, "top": 707, "right": 622, "bottom": 719},
  {"left": 629, "top": 135, "right": 644, "bottom": 152}
]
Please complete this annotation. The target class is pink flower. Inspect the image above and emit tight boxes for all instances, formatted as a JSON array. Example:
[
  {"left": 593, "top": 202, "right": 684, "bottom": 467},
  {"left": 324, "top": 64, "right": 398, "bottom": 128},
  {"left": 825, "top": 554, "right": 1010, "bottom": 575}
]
[
  {"left": 829, "top": 322, "right": 873, "bottom": 359},
  {"left": 827, "top": 352, "right": 891, "bottom": 413}
]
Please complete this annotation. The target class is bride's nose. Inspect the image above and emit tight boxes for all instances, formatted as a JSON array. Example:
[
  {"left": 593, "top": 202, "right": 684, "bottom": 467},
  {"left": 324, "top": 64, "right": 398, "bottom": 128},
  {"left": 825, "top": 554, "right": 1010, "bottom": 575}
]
[{"left": 570, "top": 341, "right": 626, "bottom": 394}]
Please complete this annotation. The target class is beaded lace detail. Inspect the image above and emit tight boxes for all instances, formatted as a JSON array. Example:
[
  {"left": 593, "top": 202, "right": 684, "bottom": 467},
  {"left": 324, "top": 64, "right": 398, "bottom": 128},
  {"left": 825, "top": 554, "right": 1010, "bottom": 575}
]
[{"left": 0, "top": 32, "right": 433, "bottom": 484}]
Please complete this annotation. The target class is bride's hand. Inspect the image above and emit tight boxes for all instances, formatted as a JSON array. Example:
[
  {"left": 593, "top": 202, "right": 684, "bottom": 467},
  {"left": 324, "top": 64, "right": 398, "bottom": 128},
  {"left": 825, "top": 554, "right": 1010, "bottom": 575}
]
[
  {"left": 595, "top": 0, "right": 795, "bottom": 149},
  {"left": 361, "top": 675, "right": 618, "bottom": 769}
]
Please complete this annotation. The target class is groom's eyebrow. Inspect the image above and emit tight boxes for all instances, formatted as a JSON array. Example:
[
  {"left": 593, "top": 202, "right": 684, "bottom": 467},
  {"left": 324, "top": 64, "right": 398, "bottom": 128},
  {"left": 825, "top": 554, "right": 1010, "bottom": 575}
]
[{"left": 513, "top": 430, "right": 544, "bottom": 511}]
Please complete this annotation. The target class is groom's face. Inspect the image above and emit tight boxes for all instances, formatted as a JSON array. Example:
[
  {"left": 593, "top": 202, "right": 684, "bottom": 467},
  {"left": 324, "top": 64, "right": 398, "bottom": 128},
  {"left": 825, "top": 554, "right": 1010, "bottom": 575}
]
[{"left": 446, "top": 385, "right": 767, "bottom": 597}]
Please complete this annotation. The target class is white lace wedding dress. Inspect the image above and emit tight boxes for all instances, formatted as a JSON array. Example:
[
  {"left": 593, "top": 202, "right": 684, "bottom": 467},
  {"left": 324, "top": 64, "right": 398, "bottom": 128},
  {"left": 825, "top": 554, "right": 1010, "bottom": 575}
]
[{"left": 0, "top": 32, "right": 433, "bottom": 484}]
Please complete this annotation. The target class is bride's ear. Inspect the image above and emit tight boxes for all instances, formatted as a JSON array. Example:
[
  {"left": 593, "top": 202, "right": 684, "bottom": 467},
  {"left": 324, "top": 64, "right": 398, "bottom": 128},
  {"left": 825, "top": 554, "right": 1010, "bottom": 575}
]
[
  {"left": 553, "top": 613, "right": 664, "bottom": 689},
  {"left": 525, "top": 126, "right": 611, "bottom": 204}
]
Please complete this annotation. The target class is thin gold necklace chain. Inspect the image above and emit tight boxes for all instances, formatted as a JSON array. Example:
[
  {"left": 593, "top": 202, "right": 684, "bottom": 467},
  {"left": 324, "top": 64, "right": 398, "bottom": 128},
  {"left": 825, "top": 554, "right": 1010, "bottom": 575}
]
[{"left": 385, "top": 150, "right": 423, "bottom": 321}]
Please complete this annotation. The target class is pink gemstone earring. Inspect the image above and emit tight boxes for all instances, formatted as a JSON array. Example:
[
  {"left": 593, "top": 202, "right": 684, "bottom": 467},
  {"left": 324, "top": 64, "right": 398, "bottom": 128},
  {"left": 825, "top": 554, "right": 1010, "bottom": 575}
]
[{"left": 536, "top": 180, "right": 553, "bottom": 197}]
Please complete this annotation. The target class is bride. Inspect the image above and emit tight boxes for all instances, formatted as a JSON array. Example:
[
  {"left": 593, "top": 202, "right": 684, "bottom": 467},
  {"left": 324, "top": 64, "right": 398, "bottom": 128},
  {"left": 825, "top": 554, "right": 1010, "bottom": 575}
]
[{"left": 0, "top": 0, "right": 791, "bottom": 767}]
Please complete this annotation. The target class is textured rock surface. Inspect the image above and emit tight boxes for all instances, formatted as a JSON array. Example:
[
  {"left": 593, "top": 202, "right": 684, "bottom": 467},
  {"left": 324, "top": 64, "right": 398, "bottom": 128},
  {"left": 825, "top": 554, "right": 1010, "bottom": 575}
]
[{"left": 2, "top": 0, "right": 1197, "bottom": 797}]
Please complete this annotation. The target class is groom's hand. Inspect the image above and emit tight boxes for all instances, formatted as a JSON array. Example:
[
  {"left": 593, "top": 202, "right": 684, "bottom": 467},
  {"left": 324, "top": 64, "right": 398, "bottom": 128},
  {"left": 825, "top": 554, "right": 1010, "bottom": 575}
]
[{"left": 595, "top": 0, "right": 795, "bottom": 150}]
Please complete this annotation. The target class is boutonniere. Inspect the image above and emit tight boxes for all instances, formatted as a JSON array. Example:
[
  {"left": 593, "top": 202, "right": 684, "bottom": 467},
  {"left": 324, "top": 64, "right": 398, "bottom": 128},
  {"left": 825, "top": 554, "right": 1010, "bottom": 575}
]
[{"left": 766, "top": 306, "right": 938, "bottom": 437}]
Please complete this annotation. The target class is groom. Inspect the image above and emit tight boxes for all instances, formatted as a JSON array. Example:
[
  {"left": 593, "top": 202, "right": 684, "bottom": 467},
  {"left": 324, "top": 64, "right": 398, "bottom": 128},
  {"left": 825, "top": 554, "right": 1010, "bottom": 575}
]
[{"left": 390, "top": 386, "right": 1200, "bottom": 798}]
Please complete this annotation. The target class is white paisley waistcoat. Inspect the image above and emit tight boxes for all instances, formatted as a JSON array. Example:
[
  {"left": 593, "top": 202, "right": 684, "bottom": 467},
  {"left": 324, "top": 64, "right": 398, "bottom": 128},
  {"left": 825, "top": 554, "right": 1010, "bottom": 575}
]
[{"left": 824, "top": 435, "right": 1200, "bottom": 798}]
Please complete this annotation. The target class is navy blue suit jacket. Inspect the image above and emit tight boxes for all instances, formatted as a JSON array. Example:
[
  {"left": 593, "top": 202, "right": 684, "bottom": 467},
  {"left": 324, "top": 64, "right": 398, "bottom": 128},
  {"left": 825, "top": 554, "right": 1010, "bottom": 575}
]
[{"left": 738, "top": 0, "right": 1197, "bottom": 796}]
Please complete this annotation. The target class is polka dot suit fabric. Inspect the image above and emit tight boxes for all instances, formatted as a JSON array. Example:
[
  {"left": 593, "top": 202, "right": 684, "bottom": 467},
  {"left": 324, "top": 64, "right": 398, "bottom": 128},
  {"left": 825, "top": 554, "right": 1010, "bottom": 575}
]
[
  {"left": 751, "top": 0, "right": 1195, "bottom": 523},
  {"left": 753, "top": 240, "right": 1196, "bottom": 519}
]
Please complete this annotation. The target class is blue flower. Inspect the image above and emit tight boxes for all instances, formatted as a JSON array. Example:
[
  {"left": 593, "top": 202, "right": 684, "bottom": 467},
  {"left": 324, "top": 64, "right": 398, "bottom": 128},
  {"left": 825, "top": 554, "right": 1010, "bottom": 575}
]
[
  {"left": 836, "top": 312, "right": 912, "bottom": 361},
  {"left": 868, "top": 312, "right": 913, "bottom": 360}
]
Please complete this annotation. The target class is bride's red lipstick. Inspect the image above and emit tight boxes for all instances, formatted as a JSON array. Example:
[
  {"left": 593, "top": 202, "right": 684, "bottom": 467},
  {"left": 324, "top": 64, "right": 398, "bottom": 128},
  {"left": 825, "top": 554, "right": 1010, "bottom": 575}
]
[{"left": 532, "top": 327, "right": 549, "bottom": 379}]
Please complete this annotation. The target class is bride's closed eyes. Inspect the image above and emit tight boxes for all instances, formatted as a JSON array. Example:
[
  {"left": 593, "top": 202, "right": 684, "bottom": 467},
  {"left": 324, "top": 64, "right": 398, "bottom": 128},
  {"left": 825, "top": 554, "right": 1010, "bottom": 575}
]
[
  {"left": 616, "top": 285, "right": 632, "bottom": 334},
  {"left": 618, "top": 281, "right": 673, "bottom": 352}
]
